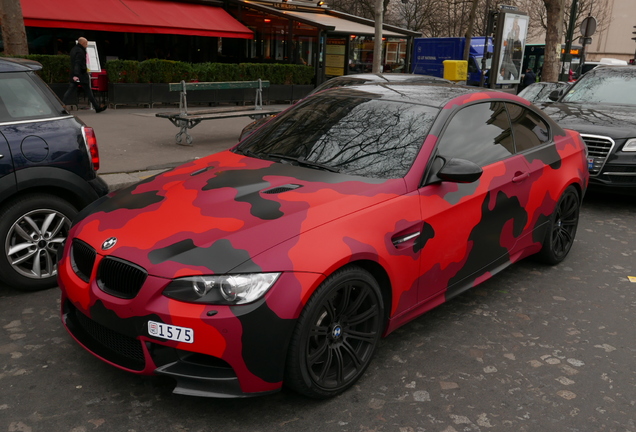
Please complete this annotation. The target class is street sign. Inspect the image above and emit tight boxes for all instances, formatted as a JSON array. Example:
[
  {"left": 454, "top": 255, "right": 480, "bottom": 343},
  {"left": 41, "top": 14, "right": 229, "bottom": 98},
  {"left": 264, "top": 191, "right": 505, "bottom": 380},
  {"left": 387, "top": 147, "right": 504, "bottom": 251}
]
[
  {"left": 578, "top": 36, "right": 593, "bottom": 45},
  {"left": 499, "top": 4, "right": 518, "bottom": 10},
  {"left": 580, "top": 16, "right": 597, "bottom": 37}
]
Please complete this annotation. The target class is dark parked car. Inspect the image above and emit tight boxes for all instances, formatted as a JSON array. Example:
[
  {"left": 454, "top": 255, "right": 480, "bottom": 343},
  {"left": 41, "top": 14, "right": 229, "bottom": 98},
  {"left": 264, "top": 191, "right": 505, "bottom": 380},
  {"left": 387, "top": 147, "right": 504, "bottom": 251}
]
[
  {"left": 0, "top": 57, "right": 108, "bottom": 291},
  {"left": 240, "top": 73, "right": 452, "bottom": 139},
  {"left": 58, "top": 83, "right": 588, "bottom": 399},
  {"left": 541, "top": 66, "right": 636, "bottom": 193},
  {"left": 517, "top": 81, "right": 570, "bottom": 103}
]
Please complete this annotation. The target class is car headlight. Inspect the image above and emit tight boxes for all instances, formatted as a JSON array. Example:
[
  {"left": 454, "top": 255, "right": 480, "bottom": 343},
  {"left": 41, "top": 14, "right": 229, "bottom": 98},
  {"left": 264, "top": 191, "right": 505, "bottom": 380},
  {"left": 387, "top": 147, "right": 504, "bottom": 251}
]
[
  {"left": 623, "top": 138, "right": 636, "bottom": 152},
  {"left": 163, "top": 273, "right": 280, "bottom": 305}
]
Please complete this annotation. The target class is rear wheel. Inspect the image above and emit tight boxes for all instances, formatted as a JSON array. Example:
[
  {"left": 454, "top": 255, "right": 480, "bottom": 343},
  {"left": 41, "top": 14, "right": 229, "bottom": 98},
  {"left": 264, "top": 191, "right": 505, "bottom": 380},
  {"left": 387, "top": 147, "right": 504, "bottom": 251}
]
[
  {"left": 0, "top": 194, "right": 77, "bottom": 291},
  {"left": 285, "top": 266, "right": 384, "bottom": 399},
  {"left": 536, "top": 186, "right": 580, "bottom": 265}
]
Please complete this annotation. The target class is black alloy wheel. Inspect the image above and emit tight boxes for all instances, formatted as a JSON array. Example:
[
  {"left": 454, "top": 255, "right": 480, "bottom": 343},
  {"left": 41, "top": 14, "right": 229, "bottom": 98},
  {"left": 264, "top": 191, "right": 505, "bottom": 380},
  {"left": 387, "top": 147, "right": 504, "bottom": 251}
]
[
  {"left": 537, "top": 186, "right": 580, "bottom": 265},
  {"left": 285, "top": 266, "right": 384, "bottom": 399}
]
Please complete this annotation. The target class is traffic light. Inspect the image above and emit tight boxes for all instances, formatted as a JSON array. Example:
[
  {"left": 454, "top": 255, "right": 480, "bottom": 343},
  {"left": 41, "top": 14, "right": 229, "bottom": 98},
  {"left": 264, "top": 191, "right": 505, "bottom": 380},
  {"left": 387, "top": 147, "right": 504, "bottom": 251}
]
[
  {"left": 487, "top": 10, "right": 499, "bottom": 36},
  {"left": 633, "top": 25, "right": 636, "bottom": 41}
]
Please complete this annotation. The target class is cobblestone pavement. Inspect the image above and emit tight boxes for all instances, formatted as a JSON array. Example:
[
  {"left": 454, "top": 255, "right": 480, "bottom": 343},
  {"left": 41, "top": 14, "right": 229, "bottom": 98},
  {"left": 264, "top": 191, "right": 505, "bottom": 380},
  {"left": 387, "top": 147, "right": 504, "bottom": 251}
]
[{"left": 1, "top": 191, "right": 634, "bottom": 432}]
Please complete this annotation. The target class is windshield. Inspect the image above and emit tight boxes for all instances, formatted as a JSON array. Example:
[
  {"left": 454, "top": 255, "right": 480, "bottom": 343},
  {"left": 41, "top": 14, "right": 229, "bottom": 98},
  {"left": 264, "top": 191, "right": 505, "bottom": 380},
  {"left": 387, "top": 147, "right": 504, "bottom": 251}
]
[
  {"left": 561, "top": 68, "right": 636, "bottom": 105},
  {"left": 236, "top": 94, "right": 437, "bottom": 179}
]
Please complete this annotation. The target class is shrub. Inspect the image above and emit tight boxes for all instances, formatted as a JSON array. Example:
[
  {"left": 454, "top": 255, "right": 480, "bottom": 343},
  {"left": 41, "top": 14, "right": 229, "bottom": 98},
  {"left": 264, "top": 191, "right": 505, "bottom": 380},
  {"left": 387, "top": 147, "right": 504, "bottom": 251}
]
[
  {"left": 139, "top": 59, "right": 192, "bottom": 83},
  {"left": 106, "top": 60, "right": 140, "bottom": 83}
]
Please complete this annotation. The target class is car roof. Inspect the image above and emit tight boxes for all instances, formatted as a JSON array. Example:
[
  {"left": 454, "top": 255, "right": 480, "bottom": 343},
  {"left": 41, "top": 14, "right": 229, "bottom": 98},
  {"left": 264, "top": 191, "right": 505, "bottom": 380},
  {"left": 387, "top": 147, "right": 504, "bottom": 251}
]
[
  {"left": 316, "top": 82, "right": 498, "bottom": 108},
  {"left": 312, "top": 73, "right": 452, "bottom": 94},
  {"left": 0, "top": 57, "right": 43, "bottom": 72}
]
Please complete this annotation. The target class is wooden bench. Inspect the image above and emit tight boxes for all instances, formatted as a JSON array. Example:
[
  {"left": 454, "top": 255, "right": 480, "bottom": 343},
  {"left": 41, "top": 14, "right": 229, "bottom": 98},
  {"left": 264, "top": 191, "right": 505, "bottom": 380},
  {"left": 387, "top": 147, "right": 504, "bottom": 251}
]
[{"left": 156, "top": 79, "right": 283, "bottom": 146}]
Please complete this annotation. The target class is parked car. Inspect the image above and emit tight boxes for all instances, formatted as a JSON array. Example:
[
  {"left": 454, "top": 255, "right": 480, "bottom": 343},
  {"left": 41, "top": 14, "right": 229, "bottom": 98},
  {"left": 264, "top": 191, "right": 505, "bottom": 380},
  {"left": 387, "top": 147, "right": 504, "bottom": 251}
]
[
  {"left": 541, "top": 65, "right": 636, "bottom": 194},
  {"left": 240, "top": 73, "right": 452, "bottom": 139},
  {"left": 517, "top": 81, "right": 570, "bottom": 103},
  {"left": 0, "top": 57, "right": 108, "bottom": 291},
  {"left": 58, "top": 83, "right": 588, "bottom": 399}
]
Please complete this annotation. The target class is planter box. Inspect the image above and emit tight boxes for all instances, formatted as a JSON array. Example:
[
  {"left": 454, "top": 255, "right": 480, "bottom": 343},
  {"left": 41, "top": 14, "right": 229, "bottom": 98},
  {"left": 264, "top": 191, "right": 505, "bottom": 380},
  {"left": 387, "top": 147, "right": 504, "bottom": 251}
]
[
  {"left": 268, "top": 85, "right": 293, "bottom": 104},
  {"left": 292, "top": 85, "right": 314, "bottom": 102},
  {"left": 49, "top": 83, "right": 79, "bottom": 107},
  {"left": 151, "top": 83, "right": 179, "bottom": 106},
  {"left": 108, "top": 83, "right": 152, "bottom": 108}
]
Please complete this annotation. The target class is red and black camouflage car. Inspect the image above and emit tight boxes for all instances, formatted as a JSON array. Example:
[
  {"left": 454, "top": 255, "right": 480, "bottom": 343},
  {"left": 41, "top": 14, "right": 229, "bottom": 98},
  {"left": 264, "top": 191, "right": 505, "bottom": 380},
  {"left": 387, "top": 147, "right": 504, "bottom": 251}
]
[{"left": 58, "top": 83, "right": 589, "bottom": 399}]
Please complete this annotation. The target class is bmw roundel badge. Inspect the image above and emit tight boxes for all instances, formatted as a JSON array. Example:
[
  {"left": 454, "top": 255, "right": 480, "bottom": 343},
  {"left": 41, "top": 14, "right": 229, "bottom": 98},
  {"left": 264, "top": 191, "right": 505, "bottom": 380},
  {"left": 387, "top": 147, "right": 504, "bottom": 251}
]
[{"left": 102, "top": 237, "right": 117, "bottom": 250}]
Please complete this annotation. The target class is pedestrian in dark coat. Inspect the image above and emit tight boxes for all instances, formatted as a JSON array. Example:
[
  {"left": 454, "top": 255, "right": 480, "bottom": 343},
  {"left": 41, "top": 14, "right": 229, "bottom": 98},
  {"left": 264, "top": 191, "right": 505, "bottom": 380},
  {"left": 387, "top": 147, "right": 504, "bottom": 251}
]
[
  {"left": 62, "top": 37, "right": 106, "bottom": 112},
  {"left": 522, "top": 68, "right": 536, "bottom": 88}
]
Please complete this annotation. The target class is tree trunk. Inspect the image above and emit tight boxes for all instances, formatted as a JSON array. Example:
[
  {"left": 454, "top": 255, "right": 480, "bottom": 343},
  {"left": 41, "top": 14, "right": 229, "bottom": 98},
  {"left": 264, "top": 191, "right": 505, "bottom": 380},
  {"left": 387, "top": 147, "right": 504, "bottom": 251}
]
[
  {"left": 1, "top": 0, "right": 29, "bottom": 56},
  {"left": 541, "top": 0, "right": 566, "bottom": 82},
  {"left": 463, "top": 0, "right": 479, "bottom": 61}
]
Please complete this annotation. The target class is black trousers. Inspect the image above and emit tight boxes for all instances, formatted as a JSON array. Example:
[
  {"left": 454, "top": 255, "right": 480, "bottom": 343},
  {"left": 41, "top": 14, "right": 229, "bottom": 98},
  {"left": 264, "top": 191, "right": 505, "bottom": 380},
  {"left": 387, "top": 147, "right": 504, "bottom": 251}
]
[{"left": 62, "top": 80, "right": 100, "bottom": 110}]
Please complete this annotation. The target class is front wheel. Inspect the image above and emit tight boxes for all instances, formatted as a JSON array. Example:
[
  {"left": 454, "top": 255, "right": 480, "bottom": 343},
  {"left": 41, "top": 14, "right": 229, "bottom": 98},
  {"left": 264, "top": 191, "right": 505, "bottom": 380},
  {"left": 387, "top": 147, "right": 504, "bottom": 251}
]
[
  {"left": 0, "top": 194, "right": 77, "bottom": 291},
  {"left": 285, "top": 266, "right": 384, "bottom": 399},
  {"left": 536, "top": 186, "right": 580, "bottom": 265}
]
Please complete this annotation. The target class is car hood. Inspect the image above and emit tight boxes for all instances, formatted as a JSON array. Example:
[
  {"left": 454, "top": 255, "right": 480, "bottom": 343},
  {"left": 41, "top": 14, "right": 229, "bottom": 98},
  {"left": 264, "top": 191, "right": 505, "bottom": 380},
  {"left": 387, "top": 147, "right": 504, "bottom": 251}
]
[
  {"left": 542, "top": 102, "right": 636, "bottom": 139},
  {"left": 72, "top": 150, "right": 405, "bottom": 278}
]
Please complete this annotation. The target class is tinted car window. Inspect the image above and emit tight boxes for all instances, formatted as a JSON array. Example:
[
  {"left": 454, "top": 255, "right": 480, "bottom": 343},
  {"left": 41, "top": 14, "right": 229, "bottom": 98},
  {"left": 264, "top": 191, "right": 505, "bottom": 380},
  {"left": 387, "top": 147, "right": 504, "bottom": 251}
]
[
  {"left": 0, "top": 72, "right": 55, "bottom": 121},
  {"left": 437, "top": 102, "right": 514, "bottom": 167},
  {"left": 238, "top": 95, "right": 437, "bottom": 179},
  {"left": 561, "top": 68, "right": 636, "bottom": 105},
  {"left": 506, "top": 103, "right": 550, "bottom": 152}
]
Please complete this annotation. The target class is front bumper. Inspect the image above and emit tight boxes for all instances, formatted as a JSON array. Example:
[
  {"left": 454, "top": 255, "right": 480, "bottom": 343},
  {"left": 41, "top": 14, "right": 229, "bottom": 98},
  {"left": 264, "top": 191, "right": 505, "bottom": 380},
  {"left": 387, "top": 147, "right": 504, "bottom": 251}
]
[{"left": 58, "top": 251, "right": 309, "bottom": 397}]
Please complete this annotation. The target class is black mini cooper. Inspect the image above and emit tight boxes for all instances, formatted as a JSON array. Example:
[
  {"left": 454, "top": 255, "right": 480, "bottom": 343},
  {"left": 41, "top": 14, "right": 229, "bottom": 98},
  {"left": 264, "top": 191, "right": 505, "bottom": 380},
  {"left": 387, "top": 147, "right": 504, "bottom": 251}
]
[{"left": 0, "top": 57, "right": 108, "bottom": 291}]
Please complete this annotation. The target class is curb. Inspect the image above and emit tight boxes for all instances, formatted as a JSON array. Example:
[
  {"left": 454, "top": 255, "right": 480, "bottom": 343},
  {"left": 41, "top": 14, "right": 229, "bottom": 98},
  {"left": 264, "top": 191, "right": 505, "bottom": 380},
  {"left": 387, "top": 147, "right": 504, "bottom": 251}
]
[{"left": 99, "top": 169, "right": 169, "bottom": 192}]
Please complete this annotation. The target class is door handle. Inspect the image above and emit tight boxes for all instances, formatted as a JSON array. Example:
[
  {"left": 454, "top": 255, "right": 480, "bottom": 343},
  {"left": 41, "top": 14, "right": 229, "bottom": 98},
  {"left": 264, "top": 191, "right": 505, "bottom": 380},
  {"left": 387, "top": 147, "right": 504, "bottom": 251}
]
[{"left": 512, "top": 171, "right": 529, "bottom": 183}]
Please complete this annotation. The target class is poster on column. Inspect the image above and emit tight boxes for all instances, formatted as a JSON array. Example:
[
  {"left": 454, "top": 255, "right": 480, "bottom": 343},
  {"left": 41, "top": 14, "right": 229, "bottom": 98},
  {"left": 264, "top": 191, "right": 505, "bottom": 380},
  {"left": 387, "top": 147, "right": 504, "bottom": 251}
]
[
  {"left": 495, "top": 13, "right": 528, "bottom": 85},
  {"left": 86, "top": 41, "right": 102, "bottom": 73}
]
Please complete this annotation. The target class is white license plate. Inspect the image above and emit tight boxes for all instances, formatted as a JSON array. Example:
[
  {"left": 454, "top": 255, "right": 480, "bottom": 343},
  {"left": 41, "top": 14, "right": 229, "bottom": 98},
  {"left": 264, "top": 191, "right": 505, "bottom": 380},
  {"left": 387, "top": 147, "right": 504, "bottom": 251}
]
[
  {"left": 147, "top": 321, "right": 194, "bottom": 343},
  {"left": 588, "top": 158, "right": 594, "bottom": 170}
]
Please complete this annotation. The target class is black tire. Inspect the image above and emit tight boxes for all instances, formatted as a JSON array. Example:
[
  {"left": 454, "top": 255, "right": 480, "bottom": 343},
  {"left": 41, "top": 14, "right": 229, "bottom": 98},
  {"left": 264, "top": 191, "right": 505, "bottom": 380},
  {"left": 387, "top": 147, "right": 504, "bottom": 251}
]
[
  {"left": 285, "top": 266, "right": 384, "bottom": 399},
  {"left": 536, "top": 186, "right": 580, "bottom": 265},
  {"left": 0, "top": 194, "right": 77, "bottom": 291}
]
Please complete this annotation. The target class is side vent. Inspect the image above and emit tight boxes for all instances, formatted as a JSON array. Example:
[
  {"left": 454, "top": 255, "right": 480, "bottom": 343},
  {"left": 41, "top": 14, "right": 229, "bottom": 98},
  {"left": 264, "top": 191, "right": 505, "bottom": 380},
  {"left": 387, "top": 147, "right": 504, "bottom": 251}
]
[{"left": 262, "top": 184, "right": 303, "bottom": 194}]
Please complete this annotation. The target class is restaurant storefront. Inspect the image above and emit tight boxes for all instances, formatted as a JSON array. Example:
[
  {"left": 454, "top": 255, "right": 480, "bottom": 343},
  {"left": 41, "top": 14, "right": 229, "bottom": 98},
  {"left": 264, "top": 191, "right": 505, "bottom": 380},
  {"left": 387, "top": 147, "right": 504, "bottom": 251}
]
[
  {"left": 225, "top": 0, "right": 419, "bottom": 84},
  {"left": 13, "top": 0, "right": 419, "bottom": 84}
]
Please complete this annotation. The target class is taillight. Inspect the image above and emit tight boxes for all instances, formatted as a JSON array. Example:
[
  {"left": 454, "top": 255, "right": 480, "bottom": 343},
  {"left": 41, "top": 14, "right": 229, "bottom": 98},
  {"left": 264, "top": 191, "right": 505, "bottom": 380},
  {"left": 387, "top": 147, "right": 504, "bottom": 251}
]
[{"left": 82, "top": 126, "right": 100, "bottom": 171}]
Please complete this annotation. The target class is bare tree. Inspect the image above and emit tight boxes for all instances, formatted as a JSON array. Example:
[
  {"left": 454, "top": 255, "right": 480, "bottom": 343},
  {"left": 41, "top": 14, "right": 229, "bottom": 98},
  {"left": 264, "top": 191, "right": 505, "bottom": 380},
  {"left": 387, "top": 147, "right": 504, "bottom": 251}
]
[
  {"left": 519, "top": 0, "right": 610, "bottom": 41},
  {"left": 0, "top": 0, "right": 28, "bottom": 55},
  {"left": 541, "top": 0, "right": 566, "bottom": 82},
  {"left": 329, "top": 0, "right": 392, "bottom": 19}
]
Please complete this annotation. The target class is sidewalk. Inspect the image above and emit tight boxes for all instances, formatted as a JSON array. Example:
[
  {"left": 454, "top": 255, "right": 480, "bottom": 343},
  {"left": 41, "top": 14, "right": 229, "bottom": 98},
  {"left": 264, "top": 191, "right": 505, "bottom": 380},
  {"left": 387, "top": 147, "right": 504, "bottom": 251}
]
[{"left": 74, "top": 105, "right": 287, "bottom": 190}]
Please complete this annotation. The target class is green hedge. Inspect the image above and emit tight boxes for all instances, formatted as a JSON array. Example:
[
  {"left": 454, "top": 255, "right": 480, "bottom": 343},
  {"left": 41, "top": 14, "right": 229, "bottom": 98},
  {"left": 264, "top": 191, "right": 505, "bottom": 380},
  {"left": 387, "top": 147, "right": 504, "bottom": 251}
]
[
  {"left": 107, "top": 59, "right": 314, "bottom": 85},
  {"left": 5, "top": 55, "right": 315, "bottom": 85},
  {"left": 2, "top": 54, "right": 70, "bottom": 83}
]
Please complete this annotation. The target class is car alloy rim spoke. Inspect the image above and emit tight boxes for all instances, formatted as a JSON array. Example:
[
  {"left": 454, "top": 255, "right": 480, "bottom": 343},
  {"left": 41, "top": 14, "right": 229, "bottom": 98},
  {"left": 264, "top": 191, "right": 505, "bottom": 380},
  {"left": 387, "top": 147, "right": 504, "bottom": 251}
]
[
  {"left": 47, "top": 215, "right": 67, "bottom": 239},
  {"left": 345, "top": 328, "right": 377, "bottom": 344},
  {"left": 40, "top": 212, "right": 57, "bottom": 237},
  {"left": 331, "top": 345, "right": 345, "bottom": 384},
  {"left": 307, "top": 336, "right": 329, "bottom": 365},
  {"left": 340, "top": 340, "right": 363, "bottom": 368},
  {"left": 332, "top": 283, "right": 353, "bottom": 321},
  {"left": 342, "top": 285, "right": 369, "bottom": 317},
  {"left": 13, "top": 224, "right": 35, "bottom": 243},
  {"left": 346, "top": 305, "right": 378, "bottom": 327},
  {"left": 314, "top": 345, "right": 333, "bottom": 382},
  {"left": 31, "top": 250, "right": 42, "bottom": 276},
  {"left": 8, "top": 241, "right": 36, "bottom": 257},
  {"left": 10, "top": 248, "right": 37, "bottom": 265},
  {"left": 23, "top": 216, "right": 42, "bottom": 237}
]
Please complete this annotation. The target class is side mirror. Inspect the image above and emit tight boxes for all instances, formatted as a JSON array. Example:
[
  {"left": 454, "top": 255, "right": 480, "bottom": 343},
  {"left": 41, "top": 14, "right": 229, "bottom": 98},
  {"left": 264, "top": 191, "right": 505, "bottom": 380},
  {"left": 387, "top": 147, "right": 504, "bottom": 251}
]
[
  {"left": 437, "top": 158, "right": 483, "bottom": 183},
  {"left": 548, "top": 89, "right": 561, "bottom": 101}
]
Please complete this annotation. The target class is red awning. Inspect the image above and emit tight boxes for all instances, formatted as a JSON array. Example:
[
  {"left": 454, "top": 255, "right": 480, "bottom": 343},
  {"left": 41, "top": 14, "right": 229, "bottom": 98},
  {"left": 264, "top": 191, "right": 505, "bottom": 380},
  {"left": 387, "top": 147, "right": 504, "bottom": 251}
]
[{"left": 21, "top": 0, "right": 253, "bottom": 39}]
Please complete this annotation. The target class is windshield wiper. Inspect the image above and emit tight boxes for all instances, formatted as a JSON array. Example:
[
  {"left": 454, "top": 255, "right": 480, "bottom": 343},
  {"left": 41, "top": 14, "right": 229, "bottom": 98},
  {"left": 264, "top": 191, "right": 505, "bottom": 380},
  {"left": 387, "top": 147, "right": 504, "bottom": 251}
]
[{"left": 267, "top": 153, "right": 340, "bottom": 173}]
